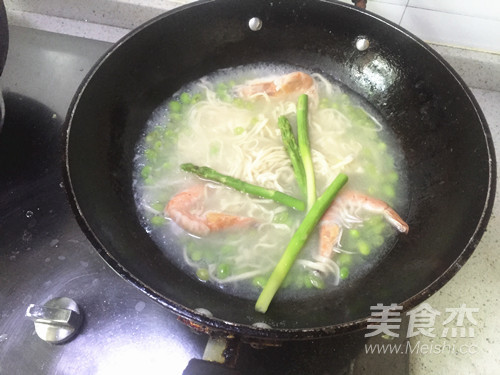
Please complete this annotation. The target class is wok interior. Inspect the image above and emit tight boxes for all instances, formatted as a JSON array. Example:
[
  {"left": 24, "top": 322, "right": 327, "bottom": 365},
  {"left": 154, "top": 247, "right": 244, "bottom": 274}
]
[{"left": 65, "top": 0, "right": 494, "bottom": 338}]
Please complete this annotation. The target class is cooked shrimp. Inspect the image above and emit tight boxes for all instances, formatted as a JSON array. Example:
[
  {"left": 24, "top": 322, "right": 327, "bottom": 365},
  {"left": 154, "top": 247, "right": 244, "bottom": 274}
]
[
  {"left": 319, "top": 191, "right": 409, "bottom": 258},
  {"left": 236, "top": 71, "right": 316, "bottom": 99},
  {"left": 164, "top": 185, "right": 255, "bottom": 237}
]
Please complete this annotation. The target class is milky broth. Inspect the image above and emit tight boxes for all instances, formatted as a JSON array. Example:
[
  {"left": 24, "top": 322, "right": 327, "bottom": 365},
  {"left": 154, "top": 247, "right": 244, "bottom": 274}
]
[{"left": 133, "top": 64, "right": 408, "bottom": 301}]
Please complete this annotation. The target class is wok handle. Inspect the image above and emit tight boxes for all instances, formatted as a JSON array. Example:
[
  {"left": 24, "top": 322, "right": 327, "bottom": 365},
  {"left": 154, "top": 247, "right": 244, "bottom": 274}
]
[
  {"left": 183, "top": 336, "right": 242, "bottom": 375},
  {"left": 183, "top": 359, "right": 242, "bottom": 375}
]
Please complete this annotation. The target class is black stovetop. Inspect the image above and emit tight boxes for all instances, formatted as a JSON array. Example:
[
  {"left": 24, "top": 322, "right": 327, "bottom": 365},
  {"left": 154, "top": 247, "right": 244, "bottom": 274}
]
[{"left": 0, "top": 26, "right": 408, "bottom": 374}]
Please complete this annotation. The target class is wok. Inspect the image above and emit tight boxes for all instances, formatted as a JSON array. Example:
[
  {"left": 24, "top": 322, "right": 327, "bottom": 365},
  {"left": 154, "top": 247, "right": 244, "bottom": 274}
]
[
  {"left": 64, "top": 0, "right": 496, "bottom": 341},
  {"left": 0, "top": 0, "right": 9, "bottom": 131}
]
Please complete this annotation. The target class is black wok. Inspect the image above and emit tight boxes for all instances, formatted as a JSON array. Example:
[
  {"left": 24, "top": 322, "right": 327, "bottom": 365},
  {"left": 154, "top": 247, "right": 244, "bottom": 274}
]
[
  {"left": 0, "top": 0, "right": 9, "bottom": 130},
  {"left": 64, "top": 0, "right": 496, "bottom": 341}
]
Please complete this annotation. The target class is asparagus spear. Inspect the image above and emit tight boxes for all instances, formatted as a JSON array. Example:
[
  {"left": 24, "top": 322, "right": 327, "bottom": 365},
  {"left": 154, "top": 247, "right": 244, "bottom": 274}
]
[
  {"left": 255, "top": 173, "right": 348, "bottom": 314},
  {"left": 180, "top": 163, "right": 305, "bottom": 211},
  {"left": 277, "top": 116, "right": 307, "bottom": 196},
  {"left": 297, "top": 94, "right": 317, "bottom": 211}
]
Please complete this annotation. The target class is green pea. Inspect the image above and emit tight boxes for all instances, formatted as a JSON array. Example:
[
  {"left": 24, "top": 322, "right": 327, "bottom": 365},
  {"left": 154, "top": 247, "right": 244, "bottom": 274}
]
[
  {"left": 387, "top": 171, "right": 399, "bottom": 183},
  {"left": 348, "top": 229, "right": 360, "bottom": 239},
  {"left": 150, "top": 215, "right": 165, "bottom": 226},
  {"left": 180, "top": 92, "right": 192, "bottom": 104},
  {"left": 196, "top": 268, "right": 209, "bottom": 281},
  {"left": 234, "top": 126, "right": 245, "bottom": 135},
  {"left": 216, "top": 82, "right": 228, "bottom": 91},
  {"left": 219, "top": 93, "right": 230, "bottom": 101},
  {"left": 249, "top": 117, "right": 259, "bottom": 127},
  {"left": 153, "top": 140, "right": 163, "bottom": 151},
  {"left": 216, "top": 83, "right": 230, "bottom": 101},
  {"left": 383, "top": 184, "right": 396, "bottom": 199},
  {"left": 141, "top": 165, "right": 152, "bottom": 179},
  {"left": 192, "top": 93, "right": 202, "bottom": 103},
  {"left": 169, "top": 100, "right": 182, "bottom": 113},
  {"left": 189, "top": 249, "right": 203, "bottom": 262},
  {"left": 252, "top": 276, "right": 267, "bottom": 289},
  {"left": 151, "top": 202, "right": 164, "bottom": 212},
  {"left": 358, "top": 240, "right": 371, "bottom": 255},
  {"left": 340, "top": 267, "right": 350, "bottom": 280},
  {"left": 170, "top": 113, "right": 182, "bottom": 122},
  {"left": 308, "top": 273, "right": 325, "bottom": 289},
  {"left": 144, "top": 149, "right": 157, "bottom": 162},
  {"left": 164, "top": 128, "right": 177, "bottom": 139},
  {"left": 232, "top": 98, "right": 246, "bottom": 108},
  {"left": 378, "top": 142, "right": 387, "bottom": 151},
  {"left": 337, "top": 253, "right": 352, "bottom": 267},
  {"left": 216, "top": 263, "right": 231, "bottom": 279}
]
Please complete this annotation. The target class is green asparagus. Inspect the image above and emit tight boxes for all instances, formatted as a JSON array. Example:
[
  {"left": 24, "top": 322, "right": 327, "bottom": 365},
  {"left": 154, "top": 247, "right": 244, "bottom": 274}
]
[
  {"left": 297, "top": 94, "right": 317, "bottom": 211},
  {"left": 277, "top": 116, "right": 307, "bottom": 196},
  {"left": 180, "top": 163, "right": 305, "bottom": 211},
  {"left": 255, "top": 172, "right": 348, "bottom": 314}
]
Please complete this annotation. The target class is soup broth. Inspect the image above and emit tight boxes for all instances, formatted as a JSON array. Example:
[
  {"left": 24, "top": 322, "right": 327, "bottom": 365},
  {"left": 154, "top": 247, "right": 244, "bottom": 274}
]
[{"left": 133, "top": 64, "right": 408, "bottom": 301}]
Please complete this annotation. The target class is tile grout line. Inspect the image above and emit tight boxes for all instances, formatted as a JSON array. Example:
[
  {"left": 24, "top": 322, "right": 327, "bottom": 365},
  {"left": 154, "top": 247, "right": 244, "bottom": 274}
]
[
  {"left": 402, "top": 4, "right": 500, "bottom": 24},
  {"left": 398, "top": 0, "right": 410, "bottom": 25}
]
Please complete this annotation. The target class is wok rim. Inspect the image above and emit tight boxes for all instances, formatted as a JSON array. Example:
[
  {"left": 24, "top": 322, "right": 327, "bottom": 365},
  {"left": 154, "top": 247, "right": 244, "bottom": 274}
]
[{"left": 63, "top": 0, "right": 497, "bottom": 341}]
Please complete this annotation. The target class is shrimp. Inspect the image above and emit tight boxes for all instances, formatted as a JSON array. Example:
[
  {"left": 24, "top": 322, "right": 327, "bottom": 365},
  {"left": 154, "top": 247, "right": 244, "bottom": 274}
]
[
  {"left": 164, "top": 185, "right": 255, "bottom": 237},
  {"left": 319, "top": 191, "right": 409, "bottom": 258},
  {"left": 236, "top": 71, "right": 316, "bottom": 99}
]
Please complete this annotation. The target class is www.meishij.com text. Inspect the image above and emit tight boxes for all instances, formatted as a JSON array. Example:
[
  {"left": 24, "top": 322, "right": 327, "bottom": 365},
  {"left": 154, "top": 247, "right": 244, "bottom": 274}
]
[{"left": 365, "top": 340, "right": 478, "bottom": 355}]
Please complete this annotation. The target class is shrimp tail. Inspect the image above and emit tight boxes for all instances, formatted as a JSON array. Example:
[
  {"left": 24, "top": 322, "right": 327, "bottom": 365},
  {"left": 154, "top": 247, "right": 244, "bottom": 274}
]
[{"left": 383, "top": 208, "right": 409, "bottom": 234}]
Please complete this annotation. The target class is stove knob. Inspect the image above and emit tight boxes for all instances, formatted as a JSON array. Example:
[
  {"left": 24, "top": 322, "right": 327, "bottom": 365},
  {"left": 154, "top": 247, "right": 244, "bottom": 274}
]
[{"left": 25, "top": 297, "right": 83, "bottom": 344}]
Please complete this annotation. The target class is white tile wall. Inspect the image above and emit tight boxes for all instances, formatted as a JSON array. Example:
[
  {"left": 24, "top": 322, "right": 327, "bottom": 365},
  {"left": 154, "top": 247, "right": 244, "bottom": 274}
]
[
  {"left": 335, "top": 0, "right": 500, "bottom": 53},
  {"left": 367, "top": 2, "right": 406, "bottom": 24},
  {"left": 408, "top": 0, "right": 500, "bottom": 22},
  {"left": 4, "top": 0, "right": 500, "bottom": 53},
  {"left": 401, "top": 7, "right": 500, "bottom": 53}
]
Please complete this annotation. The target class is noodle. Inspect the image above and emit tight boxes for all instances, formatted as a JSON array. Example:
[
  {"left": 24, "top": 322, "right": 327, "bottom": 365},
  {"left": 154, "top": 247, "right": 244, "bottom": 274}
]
[{"left": 133, "top": 64, "right": 407, "bottom": 300}]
